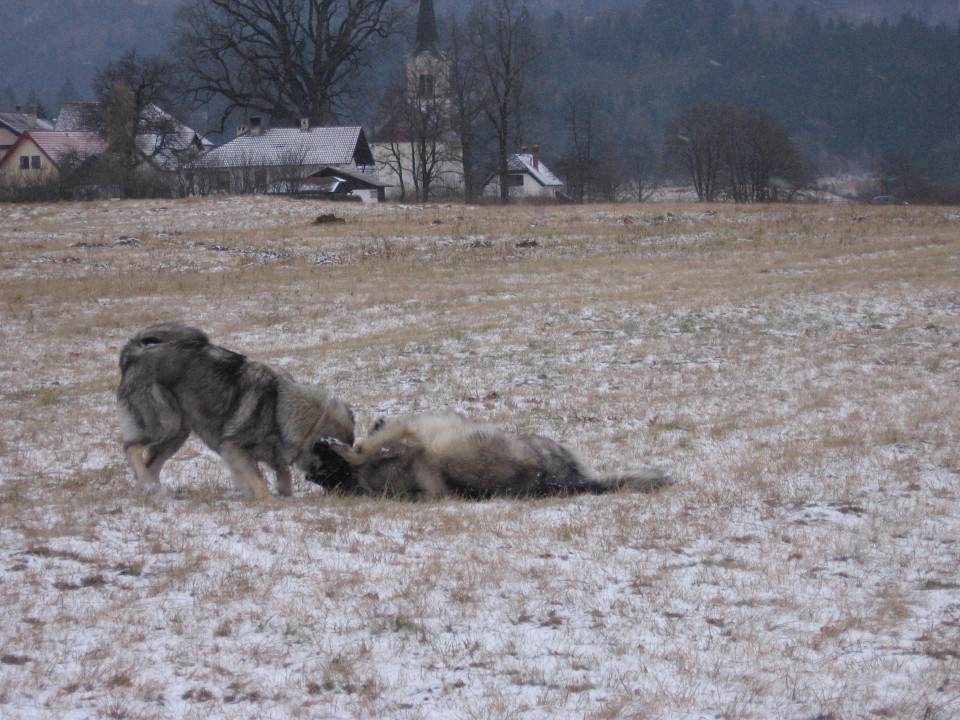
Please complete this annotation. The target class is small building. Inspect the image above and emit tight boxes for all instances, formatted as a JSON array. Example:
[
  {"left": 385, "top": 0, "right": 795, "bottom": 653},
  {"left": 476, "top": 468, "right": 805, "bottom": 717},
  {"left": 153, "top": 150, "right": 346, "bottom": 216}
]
[
  {"left": 302, "top": 165, "right": 390, "bottom": 202},
  {"left": 482, "top": 146, "right": 566, "bottom": 201},
  {"left": 56, "top": 101, "right": 212, "bottom": 172},
  {"left": 196, "top": 120, "right": 382, "bottom": 198},
  {"left": 0, "top": 107, "right": 55, "bottom": 157},
  {"left": 0, "top": 130, "right": 105, "bottom": 196}
]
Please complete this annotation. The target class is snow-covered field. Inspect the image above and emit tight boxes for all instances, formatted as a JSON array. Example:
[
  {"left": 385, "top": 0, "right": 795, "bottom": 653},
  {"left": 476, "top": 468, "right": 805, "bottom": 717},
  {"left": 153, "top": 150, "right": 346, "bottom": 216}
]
[{"left": 0, "top": 197, "right": 957, "bottom": 719}]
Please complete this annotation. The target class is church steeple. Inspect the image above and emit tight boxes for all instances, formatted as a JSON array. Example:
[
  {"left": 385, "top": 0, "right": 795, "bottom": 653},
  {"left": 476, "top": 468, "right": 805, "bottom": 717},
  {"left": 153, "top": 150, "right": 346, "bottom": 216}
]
[{"left": 414, "top": 0, "right": 440, "bottom": 56}]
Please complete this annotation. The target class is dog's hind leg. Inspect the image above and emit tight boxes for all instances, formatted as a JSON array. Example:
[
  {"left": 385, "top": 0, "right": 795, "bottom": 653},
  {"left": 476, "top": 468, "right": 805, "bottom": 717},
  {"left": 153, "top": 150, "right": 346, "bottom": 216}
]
[
  {"left": 144, "top": 429, "right": 189, "bottom": 484},
  {"left": 124, "top": 443, "right": 165, "bottom": 496},
  {"left": 221, "top": 444, "right": 271, "bottom": 500}
]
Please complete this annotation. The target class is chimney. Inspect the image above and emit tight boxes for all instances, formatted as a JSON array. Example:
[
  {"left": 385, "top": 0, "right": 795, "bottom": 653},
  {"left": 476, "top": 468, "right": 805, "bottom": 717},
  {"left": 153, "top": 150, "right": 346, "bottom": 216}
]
[
  {"left": 236, "top": 122, "right": 248, "bottom": 137},
  {"left": 532, "top": 144, "right": 540, "bottom": 171},
  {"left": 249, "top": 117, "right": 262, "bottom": 136},
  {"left": 520, "top": 145, "right": 528, "bottom": 155},
  {"left": 300, "top": 117, "right": 310, "bottom": 132}
]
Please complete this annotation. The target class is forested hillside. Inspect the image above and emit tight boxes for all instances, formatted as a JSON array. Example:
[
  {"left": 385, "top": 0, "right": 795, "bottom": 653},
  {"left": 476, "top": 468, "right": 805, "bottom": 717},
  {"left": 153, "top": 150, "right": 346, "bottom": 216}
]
[
  {"left": 3, "top": 0, "right": 960, "bottom": 194},
  {"left": 533, "top": 3, "right": 960, "bottom": 188}
]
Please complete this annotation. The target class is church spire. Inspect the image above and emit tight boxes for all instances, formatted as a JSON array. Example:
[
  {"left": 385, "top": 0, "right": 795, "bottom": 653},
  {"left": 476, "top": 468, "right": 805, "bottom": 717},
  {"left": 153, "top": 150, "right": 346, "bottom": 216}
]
[{"left": 414, "top": 0, "right": 440, "bottom": 56}]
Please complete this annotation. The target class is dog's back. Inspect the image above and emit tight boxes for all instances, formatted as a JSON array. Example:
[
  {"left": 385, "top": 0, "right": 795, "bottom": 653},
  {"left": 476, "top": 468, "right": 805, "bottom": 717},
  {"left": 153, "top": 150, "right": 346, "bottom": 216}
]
[
  {"left": 119, "top": 322, "right": 210, "bottom": 374},
  {"left": 357, "top": 413, "right": 595, "bottom": 497},
  {"left": 118, "top": 322, "right": 357, "bottom": 498},
  {"left": 343, "top": 411, "right": 670, "bottom": 498}
]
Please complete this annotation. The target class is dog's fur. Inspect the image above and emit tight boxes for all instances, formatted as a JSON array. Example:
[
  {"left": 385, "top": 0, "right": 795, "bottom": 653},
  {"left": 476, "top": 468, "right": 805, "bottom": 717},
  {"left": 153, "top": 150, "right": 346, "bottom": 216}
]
[
  {"left": 320, "top": 411, "right": 671, "bottom": 499},
  {"left": 117, "top": 322, "right": 355, "bottom": 498}
]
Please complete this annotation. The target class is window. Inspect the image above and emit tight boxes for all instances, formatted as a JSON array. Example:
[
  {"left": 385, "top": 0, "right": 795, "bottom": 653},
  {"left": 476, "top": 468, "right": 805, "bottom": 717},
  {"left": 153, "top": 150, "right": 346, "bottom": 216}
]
[
  {"left": 19, "top": 156, "right": 29, "bottom": 170},
  {"left": 419, "top": 73, "right": 435, "bottom": 99},
  {"left": 31, "top": 156, "right": 41, "bottom": 169}
]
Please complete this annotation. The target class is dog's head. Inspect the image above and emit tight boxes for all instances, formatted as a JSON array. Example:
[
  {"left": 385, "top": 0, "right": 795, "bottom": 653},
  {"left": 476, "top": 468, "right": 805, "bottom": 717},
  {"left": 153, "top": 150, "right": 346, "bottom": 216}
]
[
  {"left": 305, "top": 434, "right": 358, "bottom": 493},
  {"left": 303, "top": 403, "right": 358, "bottom": 492},
  {"left": 316, "top": 420, "right": 425, "bottom": 498}
]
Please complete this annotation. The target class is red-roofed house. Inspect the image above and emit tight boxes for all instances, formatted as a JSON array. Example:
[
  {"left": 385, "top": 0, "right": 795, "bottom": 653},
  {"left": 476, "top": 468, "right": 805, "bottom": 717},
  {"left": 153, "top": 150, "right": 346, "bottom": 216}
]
[
  {"left": 0, "top": 107, "right": 55, "bottom": 156},
  {"left": 0, "top": 130, "right": 106, "bottom": 198}
]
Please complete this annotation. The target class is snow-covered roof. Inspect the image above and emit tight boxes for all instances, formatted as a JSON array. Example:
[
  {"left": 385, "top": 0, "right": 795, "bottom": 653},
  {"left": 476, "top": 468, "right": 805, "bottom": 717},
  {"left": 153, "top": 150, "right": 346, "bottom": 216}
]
[
  {"left": 56, "top": 101, "right": 212, "bottom": 170},
  {"left": 53, "top": 102, "right": 97, "bottom": 132},
  {"left": 199, "top": 126, "right": 373, "bottom": 169},
  {"left": 0, "top": 110, "right": 54, "bottom": 134},
  {"left": 508, "top": 153, "right": 563, "bottom": 187}
]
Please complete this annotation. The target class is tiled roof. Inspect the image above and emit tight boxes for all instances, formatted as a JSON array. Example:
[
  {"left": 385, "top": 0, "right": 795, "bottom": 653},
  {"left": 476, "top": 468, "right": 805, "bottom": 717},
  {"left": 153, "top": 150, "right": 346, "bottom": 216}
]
[
  {"left": 508, "top": 153, "right": 563, "bottom": 187},
  {"left": 199, "top": 126, "right": 369, "bottom": 168},
  {"left": 56, "top": 101, "right": 211, "bottom": 170},
  {"left": 23, "top": 131, "right": 106, "bottom": 163}
]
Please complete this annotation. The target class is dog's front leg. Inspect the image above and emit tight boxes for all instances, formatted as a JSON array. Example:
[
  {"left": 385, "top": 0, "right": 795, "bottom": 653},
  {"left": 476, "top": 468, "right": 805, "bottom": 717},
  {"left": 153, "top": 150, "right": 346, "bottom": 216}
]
[
  {"left": 274, "top": 465, "right": 293, "bottom": 497},
  {"left": 220, "top": 444, "right": 271, "bottom": 500}
]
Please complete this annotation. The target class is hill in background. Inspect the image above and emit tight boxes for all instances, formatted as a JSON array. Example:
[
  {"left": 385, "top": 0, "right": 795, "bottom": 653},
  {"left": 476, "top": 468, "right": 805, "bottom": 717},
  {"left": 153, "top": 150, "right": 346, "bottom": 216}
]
[{"left": 3, "top": 0, "right": 958, "bottom": 117}]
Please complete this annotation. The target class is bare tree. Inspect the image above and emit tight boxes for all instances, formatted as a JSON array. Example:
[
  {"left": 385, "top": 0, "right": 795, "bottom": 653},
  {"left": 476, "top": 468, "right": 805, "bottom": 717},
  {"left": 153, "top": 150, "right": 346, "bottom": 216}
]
[
  {"left": 274, "top": 144, "right": 312, "bottom": 194},
  {"left": 91, "top": 49, "right": 179, "bottom": 197},
  {"left": 468, "top": 0, "right": 541, "bottom": 203},
  {"left": 175, "top": 0, "right": 405, "bottom": 129},
  {"left": 665, "top": 103, "right": 725, "bottom": 202},
  {"left": 376, "top": 73, "right": 457, "bottom": 202},
  {"left": 376, "top": 98, "right": 411, "bottom": 201},
  {"left": 557, "top": 87, "right": 609, "bottom": 203},
  {"left": 623, "top": 135, "right": 660, "bottom": 202},
  {"left": 445, "top": 14, "right": 491, "bottom": 203},
  {"left": 666, "top": 102, "right": 805, "bottom": 203}
]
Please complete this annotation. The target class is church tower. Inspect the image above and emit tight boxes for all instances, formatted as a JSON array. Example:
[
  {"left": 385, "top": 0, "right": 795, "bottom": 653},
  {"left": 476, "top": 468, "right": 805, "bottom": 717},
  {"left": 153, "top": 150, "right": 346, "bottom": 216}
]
[
  {"left": 407, "top": 0, "right": 448, "bottom": 104},
  {"left": 372, "top": 0, "right": 463, "bottom": 201}
]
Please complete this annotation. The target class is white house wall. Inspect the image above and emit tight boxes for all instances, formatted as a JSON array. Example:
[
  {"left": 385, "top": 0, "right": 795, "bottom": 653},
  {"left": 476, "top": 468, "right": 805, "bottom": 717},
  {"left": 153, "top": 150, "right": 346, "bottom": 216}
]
[{"left": 373, "top": 142, "right": 464, "bottom": 201}]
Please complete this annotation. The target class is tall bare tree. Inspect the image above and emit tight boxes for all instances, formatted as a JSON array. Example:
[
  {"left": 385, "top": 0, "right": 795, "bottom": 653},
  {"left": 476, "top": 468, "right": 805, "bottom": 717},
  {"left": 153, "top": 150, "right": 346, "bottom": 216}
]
[
  {"left": 445, "top": 14, "right": 490, "bottom": 203},
  {"left": 376, "top": 73, "right": 454, "bottom": 202},
  {"left": 468, "top": 0, "right": 540, "bottom": 203},
  {"left": 666, "top": 102, "right": 806, "bottom": 203},
  {"left": 665, "top": 103, "right": 726, "bottom": 202},
  {"left": 175, "top": 0, "right": 406, "bottom": 129},
  {"left": 91, "top": 49, "right": 179, "bottom": 197},
  {"left": 623, "top": 133, "right": 660, "bottom": 202},
  {"left": 557, "top": 87, "right": 612, "bottom": 203}
]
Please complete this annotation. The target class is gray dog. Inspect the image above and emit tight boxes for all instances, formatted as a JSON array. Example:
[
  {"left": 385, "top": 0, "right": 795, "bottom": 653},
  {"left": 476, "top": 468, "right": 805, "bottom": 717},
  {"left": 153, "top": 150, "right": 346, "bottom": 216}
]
[
  {"left": 320, "top": 411, "right": 671, "bottom": 499},
  {"left": 117, "top": 322, "right": 355, "bottom": 499}
]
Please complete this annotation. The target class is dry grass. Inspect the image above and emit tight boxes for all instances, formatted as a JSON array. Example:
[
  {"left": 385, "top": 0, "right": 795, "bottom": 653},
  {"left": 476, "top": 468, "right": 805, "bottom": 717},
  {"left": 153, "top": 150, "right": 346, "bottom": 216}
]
[{"left": 0, "top": 196, "right": 958, "bottom": 719}]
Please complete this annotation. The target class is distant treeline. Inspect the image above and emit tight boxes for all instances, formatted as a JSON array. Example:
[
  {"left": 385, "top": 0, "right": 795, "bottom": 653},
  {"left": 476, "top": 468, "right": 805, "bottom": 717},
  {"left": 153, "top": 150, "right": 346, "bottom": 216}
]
[{"left": 532, "top": 1, "right": 960, "bottom": 190}]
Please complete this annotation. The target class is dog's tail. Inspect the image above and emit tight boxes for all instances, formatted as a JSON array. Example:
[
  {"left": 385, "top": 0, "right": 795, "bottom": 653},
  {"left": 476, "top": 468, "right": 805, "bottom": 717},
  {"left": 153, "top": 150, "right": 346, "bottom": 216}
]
[
  {"left": 120, "top": 323, "right": 209, "bottom": 372},
  {"left": 594, "top": 467, "right": 673, "bottom": 494}
]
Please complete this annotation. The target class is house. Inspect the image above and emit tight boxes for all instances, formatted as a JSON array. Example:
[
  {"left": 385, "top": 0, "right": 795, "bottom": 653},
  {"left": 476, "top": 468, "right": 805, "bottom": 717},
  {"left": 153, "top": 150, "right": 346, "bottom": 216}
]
[
  {"left": 301, "top": 165, "right": 390, "bottom": 202},
  {"left": 56, "top": 101, "right": 212, "bottom": 172},
  {"left": 482, "top": 145, "right": 566, "bottom": 201},
  {"left": 196, "top": 120, "right": 386, "bottom": 199},
  {"left": 0, "top": 130, "right": 105, "bottom": 196},
  {"left": 0, "top": 106, "right": 55, "bottom": 157}
]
